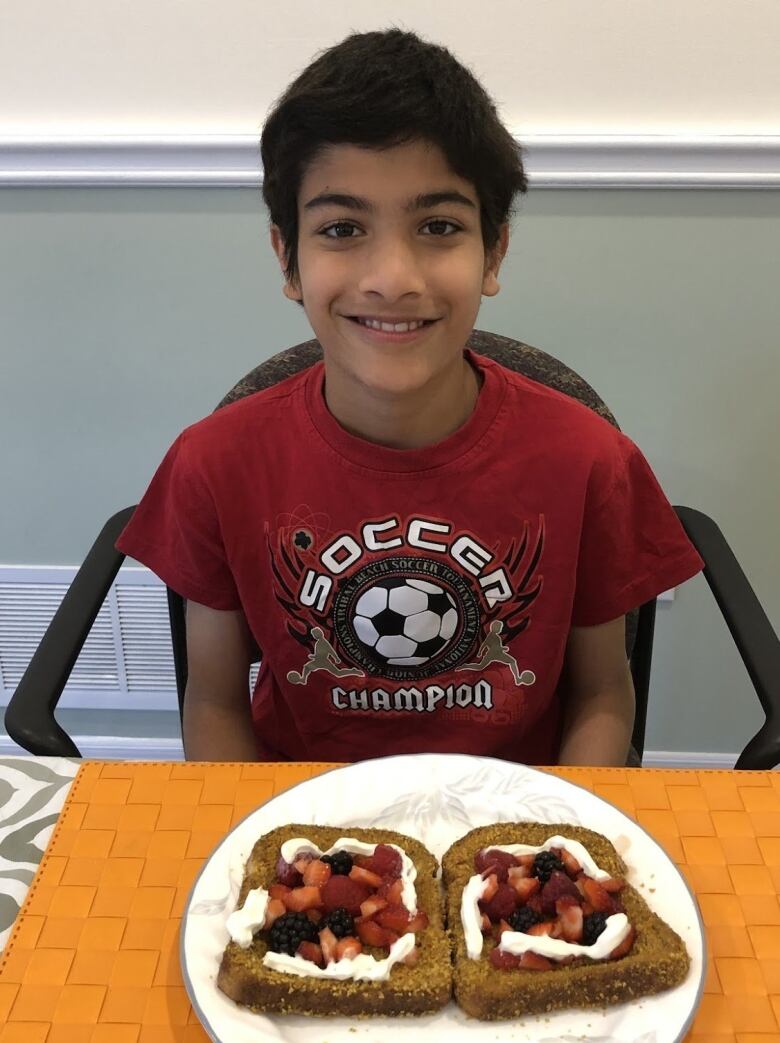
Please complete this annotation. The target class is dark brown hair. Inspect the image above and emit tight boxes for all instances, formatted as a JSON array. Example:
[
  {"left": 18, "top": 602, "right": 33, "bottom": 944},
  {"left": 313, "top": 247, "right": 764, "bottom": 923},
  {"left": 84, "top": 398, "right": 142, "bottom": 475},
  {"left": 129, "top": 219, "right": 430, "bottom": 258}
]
[{"left": 260, "top": 28, "right": 528, "bottom": 293}]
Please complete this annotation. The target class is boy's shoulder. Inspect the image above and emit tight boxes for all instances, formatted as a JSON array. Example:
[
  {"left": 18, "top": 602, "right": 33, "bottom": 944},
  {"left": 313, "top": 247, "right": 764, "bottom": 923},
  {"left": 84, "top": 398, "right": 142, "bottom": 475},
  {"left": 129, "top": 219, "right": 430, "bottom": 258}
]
[
  {"left": 179, "top": 360, "right": 315, "bottom": 447},
  {"left": 479, "top": 351, "right": 625, "bottom": 450}
]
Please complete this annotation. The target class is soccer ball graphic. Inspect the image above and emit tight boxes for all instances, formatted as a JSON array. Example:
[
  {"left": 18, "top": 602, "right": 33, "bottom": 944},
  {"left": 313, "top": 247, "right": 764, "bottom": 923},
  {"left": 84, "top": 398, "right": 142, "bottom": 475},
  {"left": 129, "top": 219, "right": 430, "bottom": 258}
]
[{"left": 352, "top": 577, "right": 459, "bottom": 667}]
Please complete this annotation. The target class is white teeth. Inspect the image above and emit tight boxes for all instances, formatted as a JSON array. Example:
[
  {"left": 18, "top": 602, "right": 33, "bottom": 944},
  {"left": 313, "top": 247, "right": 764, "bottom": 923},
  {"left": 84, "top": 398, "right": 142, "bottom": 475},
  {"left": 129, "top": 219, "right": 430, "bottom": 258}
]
[{"left": 357, "top": 318, "right": 427, "bottom": 333}]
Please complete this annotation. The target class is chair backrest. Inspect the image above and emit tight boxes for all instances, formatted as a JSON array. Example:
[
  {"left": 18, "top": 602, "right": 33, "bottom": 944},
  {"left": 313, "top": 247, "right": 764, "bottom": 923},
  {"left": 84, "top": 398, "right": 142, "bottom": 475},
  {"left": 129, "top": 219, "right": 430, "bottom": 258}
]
[{"left": 168, "top": 329, "right": 652, "bottom": 755}]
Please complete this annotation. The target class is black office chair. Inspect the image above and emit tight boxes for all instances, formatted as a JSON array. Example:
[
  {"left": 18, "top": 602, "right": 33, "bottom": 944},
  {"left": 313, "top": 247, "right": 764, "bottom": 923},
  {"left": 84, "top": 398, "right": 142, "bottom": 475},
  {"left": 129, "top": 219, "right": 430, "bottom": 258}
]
[{"left": 6, "top": 331, "right": 780, "bottom": 768}]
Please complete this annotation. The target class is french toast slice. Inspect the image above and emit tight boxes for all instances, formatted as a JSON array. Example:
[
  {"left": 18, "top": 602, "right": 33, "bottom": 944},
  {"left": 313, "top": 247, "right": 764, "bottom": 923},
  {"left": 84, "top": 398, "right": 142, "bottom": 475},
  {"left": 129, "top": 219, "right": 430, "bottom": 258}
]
[
  {"left": 443, "top": 822, "right": 691, "bottom": 1020},
  {"left": 217, "top": 823, "right": 451, "bottom": 1016}
]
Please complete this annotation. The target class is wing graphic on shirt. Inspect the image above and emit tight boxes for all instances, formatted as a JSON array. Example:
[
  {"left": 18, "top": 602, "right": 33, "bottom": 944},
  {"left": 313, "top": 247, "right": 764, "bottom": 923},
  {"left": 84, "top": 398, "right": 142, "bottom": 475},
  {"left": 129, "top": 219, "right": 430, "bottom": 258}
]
[
  {"left": 485, "top": 515, "right": 545, "bottom": 643},
  {"left": 265, "top": 524, "right": 334, "bottom": 652}
]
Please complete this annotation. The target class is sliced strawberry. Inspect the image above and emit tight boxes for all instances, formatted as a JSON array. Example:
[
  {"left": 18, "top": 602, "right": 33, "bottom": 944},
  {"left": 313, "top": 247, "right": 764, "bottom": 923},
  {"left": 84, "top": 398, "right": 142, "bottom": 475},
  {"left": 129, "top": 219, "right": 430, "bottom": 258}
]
[
  {"left": 527, "top": 921, "right": 556, "bottom": 937},
  {"left": 264, "top": 898, "right": 287, "bottom": 928},
  {"left": 296, "top": 940, "right": 324, "bottom": 967},
  {"left": 378, "top": 878, "right": 404, "bottom": 905},
  {"left": 540, "top": 871, "right": 581, "bottom": 916},
  {"left": 507, "top": 864, "right": 531, "bottom": 885},
  {"left": 335, "top": 936, "right": 363, "bottom": 961},
  {"left": 321, "top": 875, "right": 370, "bottom": 915},
  {"left": 556, "top": 901, "right": 583, "bottom": 943},
  {"left": 480, "top": 882, "right": 517, "bottom": 923},
  {"left": 303, "top": 859, "right": 332, "bottom": 888},
  {"left": 481, "top": 873, "right": 499, "bottom": 902},
  {"left": 609, "top": 925, "right": 637, "bottom": 959},
  {"left": 601, "top": 876, "right": 626, "bottom": 894},
  {"left": 525, "top": 894, "right": 544, "bottom": 916},
  {"left": 512, "top": 876, "right": 541, "bottom": 903},
  {"left": 582, "top": 901, "right": 595, "bottom": 916},
  {"left": 555, "top": 893, "right": 579, "bottom": 908},
  {"left": 376, "top": 904, "right": 413, "bottom": 934},
  {"left": 318, "top": 926, "right": 338, "bottom": 964},
  {"left": 583, "top": 878, "right": 621, "bottom": 916},
  {"left": 268, "top": 883, "right": 291, "bottom": 901},
  {"left": 360, "top": 896, "right": 388, "bottom": 919},
  {"left": 284, "top": 885, "right": 324, "bottom": 912},
  {"left": 519, "top": 951, "right": 553, "bottom": 971},
  {"left": 481, "top": 913, "right": 492, "bottom": 933},
  {"left": 474, "top": 849, "right": 519, "bottom": 883},
  {"left": 404, "top": 910, "right": 429, "bottom": 934},
  {"left": 401, "top": 944, "right": 419, "bottom": 966},
  {"left": 489, "top": 946, "right": 524, "bottom": 970},
  {"left": 275, "top": 856, "right": 302, "bottom": 889},
  {"left": 349, "top": 866, "right": 384, "bottom": 890},
  {"left": 370, "top": 844, "right": 403, "bottom": 878},
  {"left": 356, "top": 918, "right": 392, "bottom": 949},
  {"left": 293, "top": 854, "right": 314, "bottom": 874},
  {"left": 560, "top": 849, "right": 582, "bottom": 877}
]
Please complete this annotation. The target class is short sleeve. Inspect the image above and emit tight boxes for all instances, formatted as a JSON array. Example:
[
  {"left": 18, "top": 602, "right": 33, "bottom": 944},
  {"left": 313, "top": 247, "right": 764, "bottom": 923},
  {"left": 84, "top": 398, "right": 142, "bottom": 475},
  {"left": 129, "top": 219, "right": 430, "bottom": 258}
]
[
  {"left": 571, "top": 433, "right": 704, "bottom": 627},
  {"left": 115, "top": 431, "right": 242, "bottom": 611}
]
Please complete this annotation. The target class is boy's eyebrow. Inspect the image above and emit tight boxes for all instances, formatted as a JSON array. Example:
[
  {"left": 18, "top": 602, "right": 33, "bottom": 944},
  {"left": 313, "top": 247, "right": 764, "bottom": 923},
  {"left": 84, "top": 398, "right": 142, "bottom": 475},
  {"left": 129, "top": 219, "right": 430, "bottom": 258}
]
[{"left": 302, "top": 190, "right": 477, "bottom": 214}]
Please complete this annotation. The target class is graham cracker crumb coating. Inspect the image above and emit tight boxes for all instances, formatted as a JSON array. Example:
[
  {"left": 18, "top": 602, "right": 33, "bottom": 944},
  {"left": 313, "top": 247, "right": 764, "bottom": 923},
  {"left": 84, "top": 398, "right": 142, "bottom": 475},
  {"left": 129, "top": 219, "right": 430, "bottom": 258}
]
[
  {"left": 442, "top": 822, "right": 692, "bottom": 1021},
  {"left": 217, "top": 824, "right": 451, "bottom": 1016}
]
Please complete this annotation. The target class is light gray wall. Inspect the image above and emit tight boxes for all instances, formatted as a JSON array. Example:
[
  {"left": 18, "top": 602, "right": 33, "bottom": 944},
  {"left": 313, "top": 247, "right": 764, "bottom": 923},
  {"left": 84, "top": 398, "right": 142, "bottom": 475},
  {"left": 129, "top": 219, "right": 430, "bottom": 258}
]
[{"left": 2, "top": 187, "right": 778, "bottom": 756}]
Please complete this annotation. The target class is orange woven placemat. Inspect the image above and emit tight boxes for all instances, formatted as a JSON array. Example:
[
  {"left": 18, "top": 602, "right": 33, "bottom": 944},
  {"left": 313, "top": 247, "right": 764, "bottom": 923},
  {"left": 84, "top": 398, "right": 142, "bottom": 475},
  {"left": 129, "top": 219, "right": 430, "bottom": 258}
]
[{"left": 0, "top": 762, "right": 778, "bottom": 1042}]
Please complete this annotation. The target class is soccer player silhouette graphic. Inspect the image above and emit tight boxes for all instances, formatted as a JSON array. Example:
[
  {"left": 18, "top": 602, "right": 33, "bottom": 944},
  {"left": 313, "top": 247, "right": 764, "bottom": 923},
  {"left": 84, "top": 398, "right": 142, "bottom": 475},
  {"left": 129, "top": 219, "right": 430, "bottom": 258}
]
[
  {"left": 287, "top": 627, "right": 366, "bottom": 685},
  {"left": 456, "top": 620, "right": 535, "bottom": 687}
]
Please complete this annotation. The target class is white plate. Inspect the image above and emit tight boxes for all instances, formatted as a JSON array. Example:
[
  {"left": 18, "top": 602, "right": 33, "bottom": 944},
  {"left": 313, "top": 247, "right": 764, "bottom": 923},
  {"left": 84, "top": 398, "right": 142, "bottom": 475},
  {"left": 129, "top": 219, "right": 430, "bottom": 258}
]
[{"left": 181, "top": 753, "right": 706, "bottom": 1043}]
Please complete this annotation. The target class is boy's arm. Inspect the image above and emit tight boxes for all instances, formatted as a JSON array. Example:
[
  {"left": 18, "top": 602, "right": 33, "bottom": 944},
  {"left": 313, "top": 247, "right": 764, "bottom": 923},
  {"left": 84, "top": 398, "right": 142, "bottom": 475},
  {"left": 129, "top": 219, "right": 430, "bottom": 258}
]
[
  {"left": 182, "top": 600, "right": 259, "bottom": 761},
  {"left": 556, "top": 616, "right": 636, "bottom": 766}
]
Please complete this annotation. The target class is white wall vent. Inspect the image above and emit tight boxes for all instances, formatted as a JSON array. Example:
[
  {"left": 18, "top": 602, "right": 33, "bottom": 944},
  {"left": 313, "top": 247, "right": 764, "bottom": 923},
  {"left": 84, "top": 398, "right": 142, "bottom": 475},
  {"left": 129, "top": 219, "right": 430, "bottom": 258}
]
[{"left": 0, "top": 565, "right": 177, "bottom": 711}]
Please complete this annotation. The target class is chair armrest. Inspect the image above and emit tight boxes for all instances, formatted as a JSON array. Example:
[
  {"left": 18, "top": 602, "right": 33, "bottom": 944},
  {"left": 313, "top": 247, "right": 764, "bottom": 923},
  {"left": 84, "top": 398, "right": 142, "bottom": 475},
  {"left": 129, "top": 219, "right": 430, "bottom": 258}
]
[
  {"left": 674, "top": 506, "right": 780, "bottom": 769},
  {"left": 4, "top": 506, "right": 137, "bottom": 757}
]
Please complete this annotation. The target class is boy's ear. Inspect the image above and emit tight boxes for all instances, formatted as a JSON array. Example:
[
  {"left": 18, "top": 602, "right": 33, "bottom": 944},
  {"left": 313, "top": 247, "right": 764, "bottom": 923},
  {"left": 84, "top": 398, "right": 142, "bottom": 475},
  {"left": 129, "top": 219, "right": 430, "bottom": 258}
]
[
  {"left": 270, "top": 225, "right": 303, "bottom": 302},
  {"left": 482, "top": 223, "right": 510, "bottom": 298}
]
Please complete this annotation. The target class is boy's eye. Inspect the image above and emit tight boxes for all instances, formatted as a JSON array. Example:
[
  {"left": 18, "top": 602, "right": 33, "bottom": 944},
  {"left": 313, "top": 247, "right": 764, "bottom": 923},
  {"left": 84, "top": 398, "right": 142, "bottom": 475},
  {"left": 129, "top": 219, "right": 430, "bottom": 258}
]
[
  {"left": 319, "top": 219, "right": 461, "bottom": 239},
  {"left": 321, "top": 221, "right": 360, "bottom": 239},
  {"left": 421, "top": 219, "right": 460, "bottom": 236}
]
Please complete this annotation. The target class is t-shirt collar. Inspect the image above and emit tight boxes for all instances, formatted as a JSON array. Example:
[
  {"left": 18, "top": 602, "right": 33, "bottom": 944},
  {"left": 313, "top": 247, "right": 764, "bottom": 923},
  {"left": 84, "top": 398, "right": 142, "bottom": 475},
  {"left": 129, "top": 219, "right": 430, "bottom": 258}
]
[{"left": 304, "top": 348, "right": 505, "bottom": 474}]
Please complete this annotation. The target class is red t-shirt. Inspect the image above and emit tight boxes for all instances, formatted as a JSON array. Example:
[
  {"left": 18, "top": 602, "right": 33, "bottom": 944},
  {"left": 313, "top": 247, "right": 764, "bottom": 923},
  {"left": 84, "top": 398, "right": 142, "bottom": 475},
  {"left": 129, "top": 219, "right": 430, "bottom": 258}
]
[{"left": 116, "top": 350, "right": 703, "bottom": 764}]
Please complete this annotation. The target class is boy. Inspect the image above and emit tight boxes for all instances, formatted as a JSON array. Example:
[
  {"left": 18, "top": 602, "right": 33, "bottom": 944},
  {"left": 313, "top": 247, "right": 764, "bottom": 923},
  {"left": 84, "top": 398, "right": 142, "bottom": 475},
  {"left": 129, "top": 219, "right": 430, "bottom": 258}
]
[{"left": 116, "top": 28, "right": 703, "bottom": 765}]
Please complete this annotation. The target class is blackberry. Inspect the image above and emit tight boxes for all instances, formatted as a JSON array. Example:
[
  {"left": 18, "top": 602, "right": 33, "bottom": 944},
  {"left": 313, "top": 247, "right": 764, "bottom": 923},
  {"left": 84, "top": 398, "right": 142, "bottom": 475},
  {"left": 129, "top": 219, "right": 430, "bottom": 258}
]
[
  {"left": 507, "top": 906, "right": 541, "bottom": 933},
  {"left": 322, "top": 851, "right": 353, "bottom": 876},
  {"left": 320, "top": 907, "right": 355, "bottom": 939},
  {"left": 582, "top": 912, "right": 608, "bottom": 946},
  {"left": 267, "top": 911, "right": 318, "bottom": 956},
  {"left": 531, "top": 850, "right": 565, "bottom": 884}
]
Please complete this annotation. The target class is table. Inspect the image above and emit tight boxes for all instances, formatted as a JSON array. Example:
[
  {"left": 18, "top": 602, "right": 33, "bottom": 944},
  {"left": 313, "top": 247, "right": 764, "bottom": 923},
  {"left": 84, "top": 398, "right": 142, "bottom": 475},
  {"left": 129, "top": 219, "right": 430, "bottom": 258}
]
[
  {"left": 0, "top": 758, "right": 779, "bottom": 1042},
  {"left": 0, "top": 757, "right": 79, "bottom": 952}
]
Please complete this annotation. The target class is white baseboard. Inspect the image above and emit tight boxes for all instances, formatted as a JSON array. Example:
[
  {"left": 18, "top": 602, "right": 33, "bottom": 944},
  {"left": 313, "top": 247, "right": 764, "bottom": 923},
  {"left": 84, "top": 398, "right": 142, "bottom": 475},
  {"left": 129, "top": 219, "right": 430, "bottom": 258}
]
[
  {"left": 640, "top": 750, "right": 737, "bottom": 769},
  {"left": 0, "top": 735, "right": 184, "bottom": 760},
  {"left": 0, "top": 734, "right": 737, "bottom": 767}
]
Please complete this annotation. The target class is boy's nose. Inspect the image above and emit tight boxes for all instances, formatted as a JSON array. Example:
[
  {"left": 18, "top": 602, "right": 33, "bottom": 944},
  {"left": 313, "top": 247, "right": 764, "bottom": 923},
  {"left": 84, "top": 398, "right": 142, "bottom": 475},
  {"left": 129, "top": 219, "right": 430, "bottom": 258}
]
[{"left": 356, "top": 241, "right": 427, "bottom": 300}]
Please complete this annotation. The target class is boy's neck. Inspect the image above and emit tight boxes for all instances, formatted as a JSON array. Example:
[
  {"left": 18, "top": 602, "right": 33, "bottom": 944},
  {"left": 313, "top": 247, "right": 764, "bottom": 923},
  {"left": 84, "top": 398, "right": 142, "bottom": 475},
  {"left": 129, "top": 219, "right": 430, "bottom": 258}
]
[{"left": 323, "top": 355, "right": 482, "bottom": 450}]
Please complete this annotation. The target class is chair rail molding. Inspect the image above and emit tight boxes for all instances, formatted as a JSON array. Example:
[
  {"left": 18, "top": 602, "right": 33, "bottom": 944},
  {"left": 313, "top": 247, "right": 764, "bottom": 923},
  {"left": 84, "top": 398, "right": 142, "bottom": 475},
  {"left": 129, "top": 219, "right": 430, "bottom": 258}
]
[
  {"left": 0, "top": 134, "right": 779, "bottom": 188},
  {"left": 0, "top": 734, "right": 739, "bottom": 767}
]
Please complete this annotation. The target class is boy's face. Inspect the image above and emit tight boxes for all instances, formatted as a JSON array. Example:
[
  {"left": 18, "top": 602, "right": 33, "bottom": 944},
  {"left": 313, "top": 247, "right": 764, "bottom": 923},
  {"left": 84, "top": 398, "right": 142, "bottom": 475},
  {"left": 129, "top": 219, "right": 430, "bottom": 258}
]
[{"left": 270, "top": 139, "right": 508, "bottom": 397}]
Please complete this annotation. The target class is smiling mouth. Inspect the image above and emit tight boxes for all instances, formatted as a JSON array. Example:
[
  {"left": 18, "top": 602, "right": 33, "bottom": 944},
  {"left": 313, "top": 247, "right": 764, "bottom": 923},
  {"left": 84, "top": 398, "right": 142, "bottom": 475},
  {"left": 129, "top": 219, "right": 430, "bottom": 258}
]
[{"left": 347, "top": 317, "right": 439, "bottom": 333}]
